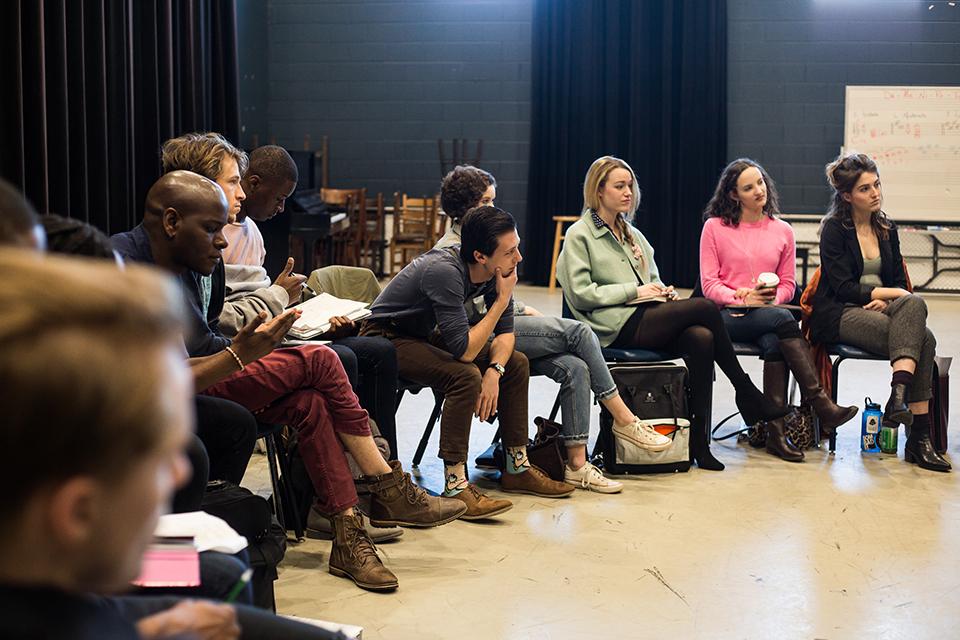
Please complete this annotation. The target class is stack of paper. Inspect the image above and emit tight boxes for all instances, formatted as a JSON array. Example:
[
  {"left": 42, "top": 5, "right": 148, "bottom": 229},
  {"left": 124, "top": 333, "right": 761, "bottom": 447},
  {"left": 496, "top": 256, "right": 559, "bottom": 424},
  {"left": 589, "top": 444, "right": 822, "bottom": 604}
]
[{"left": 288, "top": 292, "right": 372, "bottom": 339}]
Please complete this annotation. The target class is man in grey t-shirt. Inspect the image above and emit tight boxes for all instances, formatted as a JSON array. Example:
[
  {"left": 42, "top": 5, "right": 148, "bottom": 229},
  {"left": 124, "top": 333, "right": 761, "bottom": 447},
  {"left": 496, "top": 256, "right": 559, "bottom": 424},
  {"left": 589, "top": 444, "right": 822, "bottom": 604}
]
[{"left": 362, "top": 206, "right": 574, "bottom": 518}]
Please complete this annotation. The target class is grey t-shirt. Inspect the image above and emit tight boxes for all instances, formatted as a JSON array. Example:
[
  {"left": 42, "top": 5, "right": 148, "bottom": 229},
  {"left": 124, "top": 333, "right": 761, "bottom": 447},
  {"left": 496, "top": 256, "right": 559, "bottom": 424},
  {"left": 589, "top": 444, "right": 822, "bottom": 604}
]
[
  {"left": 367, "top": 246, "right": 514, "bottom": 359},
  {"left": 860, "top": 255, "right": 883, "bottom": 287}
]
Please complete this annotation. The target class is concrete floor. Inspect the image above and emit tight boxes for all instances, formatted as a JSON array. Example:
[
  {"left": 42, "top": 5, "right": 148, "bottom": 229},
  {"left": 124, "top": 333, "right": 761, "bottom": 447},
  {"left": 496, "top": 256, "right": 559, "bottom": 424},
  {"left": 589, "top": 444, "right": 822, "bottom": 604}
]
[{"left": 245, "top": 286, "right": 960, "bottom": 640}]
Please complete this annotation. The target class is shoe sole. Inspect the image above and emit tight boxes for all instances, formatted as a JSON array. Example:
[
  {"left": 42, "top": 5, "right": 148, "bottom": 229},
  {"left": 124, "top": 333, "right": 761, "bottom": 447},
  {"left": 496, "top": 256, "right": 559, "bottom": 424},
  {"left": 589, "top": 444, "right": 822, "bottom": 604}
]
[
  {"left": 307, "top": 527, "right": 404, "bottom": 543},
  {"left": 369, "top": 504, "right": 468, "bottom": 529},
  {"left": 459, "top": 503, "right": 514, "bottom": 520},
  {"left": 329, "top": 566, "right": 399, "bottom": 591},
  {"left": 500, "top": 486, "right": 574, "bottom": 498},
  {"left": 566, "top": 481, "right": 623, "bottom": 494},
  {"left": 611, "top": 428, "right": 672, "bottom": 452}
]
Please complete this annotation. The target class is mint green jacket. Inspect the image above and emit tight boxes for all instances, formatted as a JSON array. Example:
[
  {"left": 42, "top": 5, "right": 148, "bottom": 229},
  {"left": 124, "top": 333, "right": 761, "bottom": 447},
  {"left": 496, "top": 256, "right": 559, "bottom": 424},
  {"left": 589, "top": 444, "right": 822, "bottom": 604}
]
[{"left": 556, "top": 210, "right": 664, "bottom": 346}]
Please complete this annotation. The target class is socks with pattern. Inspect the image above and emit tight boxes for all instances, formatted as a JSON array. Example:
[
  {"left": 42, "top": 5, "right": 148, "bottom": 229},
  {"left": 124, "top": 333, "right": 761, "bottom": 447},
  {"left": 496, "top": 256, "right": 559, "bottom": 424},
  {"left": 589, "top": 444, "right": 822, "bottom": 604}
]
[
  {"left": 892, "top": 370, "right": 914, "bottom": 388},
  {"left": 505, "top": 446, "right": 530, "bottom": 474},
  {"left": 442, "top": 461, "right": 468, "bottom": 497}
]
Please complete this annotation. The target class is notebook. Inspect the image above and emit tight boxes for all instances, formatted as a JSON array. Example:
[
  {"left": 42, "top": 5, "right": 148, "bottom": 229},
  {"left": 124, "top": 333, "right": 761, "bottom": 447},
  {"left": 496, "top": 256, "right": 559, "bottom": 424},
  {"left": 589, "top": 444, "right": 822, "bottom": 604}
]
[
  {"left": 133, "top": 536, "right": 201, "bottom": 588},
  {"left": 288, "top": 292, "right": 372, "bottom": 339}
]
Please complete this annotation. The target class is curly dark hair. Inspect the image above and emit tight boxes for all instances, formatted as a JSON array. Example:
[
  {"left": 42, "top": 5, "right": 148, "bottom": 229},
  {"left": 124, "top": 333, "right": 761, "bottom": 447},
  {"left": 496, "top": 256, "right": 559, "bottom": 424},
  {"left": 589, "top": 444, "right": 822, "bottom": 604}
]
[
  {"left": 41, "top": 214, "right": 116, "bottom": 259},
  {"left": 702, "top": 158, "right": 781, "bottom": 226},
  {"left": 440, "top": 165, "right": 496, "bottom": 222},
  {"left": 822, "top": 152, "right": 891, "bottom": 239}
]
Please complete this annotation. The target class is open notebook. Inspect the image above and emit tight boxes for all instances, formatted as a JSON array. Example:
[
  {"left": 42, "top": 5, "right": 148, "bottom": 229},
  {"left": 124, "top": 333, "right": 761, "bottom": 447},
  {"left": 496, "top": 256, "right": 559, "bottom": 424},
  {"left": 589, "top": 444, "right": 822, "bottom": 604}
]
[{"left": 288, "top": 292, "right": 372, "bottom": 340}]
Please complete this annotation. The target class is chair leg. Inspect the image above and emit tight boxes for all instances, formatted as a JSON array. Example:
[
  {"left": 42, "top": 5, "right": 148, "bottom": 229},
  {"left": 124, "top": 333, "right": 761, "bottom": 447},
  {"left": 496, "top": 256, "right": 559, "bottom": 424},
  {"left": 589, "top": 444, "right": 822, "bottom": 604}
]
[
  {"left": 272, "top": 430, "right": 304, "bottom": 542},
  {"left": 829, "top": 357, "right": 844, "bottom": 453},
  {"left": 548, "top": 388, "right": 562, "bottom": 422},
  {"left": 549, "top": 221, "right": 563, "bottom": 293},
  {"left": 412, "top": 390, "right": 445, "bottom": 468},
  {"left": 263, "top": 435, "right": 287, "bottom": 534}
]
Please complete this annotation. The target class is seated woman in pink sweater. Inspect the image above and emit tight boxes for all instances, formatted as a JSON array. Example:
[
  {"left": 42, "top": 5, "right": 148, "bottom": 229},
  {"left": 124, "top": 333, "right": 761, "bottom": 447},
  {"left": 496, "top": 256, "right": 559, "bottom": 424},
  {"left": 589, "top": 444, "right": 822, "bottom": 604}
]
[{"left": 700, "top": 159, "right": 857, "bottom": 461}]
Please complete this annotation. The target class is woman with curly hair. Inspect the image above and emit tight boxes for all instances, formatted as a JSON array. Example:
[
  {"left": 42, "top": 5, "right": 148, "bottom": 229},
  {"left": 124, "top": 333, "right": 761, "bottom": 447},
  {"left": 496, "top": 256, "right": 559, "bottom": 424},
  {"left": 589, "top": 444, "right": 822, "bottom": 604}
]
[
  {"left": 700, "top": 159, "right": 856, "bottom": 461},
  {"left": 810, "top": 153, "right": 949, "bottom": 472},
  {"left": 558, "top": 156, "right": 792, "bottom": 471}
]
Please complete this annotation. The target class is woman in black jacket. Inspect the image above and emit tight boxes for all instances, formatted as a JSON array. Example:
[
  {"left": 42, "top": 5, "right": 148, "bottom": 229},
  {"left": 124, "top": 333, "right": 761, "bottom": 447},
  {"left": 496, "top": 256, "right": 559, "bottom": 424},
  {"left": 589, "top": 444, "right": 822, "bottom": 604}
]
[{"left": 811, "top": 153, "right": 949, "bottom": 472}]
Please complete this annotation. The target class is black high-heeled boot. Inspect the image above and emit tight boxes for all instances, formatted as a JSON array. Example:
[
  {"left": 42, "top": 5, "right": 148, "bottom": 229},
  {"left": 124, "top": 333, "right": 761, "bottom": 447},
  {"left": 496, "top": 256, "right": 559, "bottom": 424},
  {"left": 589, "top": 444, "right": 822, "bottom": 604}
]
[
  {"left": 884, "top": 383, "right": 913, "bottom": 427},
  {"left": 776, "top": 334, "right": 858, "bottom": 436},
  {"left": 734, "top": 376, "right": 791, "bottom": 426},
  {"left": 690, "top": 414, "right": 724, "bottom": 471},
  {"left": 904, "top": 416, "right": 951, "bottom": 472}
]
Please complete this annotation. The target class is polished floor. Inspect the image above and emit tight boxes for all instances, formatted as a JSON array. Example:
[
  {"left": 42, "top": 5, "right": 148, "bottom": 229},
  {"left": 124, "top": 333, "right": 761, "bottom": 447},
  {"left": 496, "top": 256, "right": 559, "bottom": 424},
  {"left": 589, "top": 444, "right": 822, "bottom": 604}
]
[{"left": 245, "top": 286, "right": 960, "bottom": 639}]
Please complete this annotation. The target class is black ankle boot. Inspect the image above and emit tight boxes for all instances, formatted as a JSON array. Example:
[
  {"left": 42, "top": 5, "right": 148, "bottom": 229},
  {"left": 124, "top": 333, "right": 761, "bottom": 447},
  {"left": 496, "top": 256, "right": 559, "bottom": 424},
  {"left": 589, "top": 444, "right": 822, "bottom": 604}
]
[
  {"left": 735, "top": 377, "right": 790, "bottom": 426},
  {"left": 690, "top": 416, "right": 724, "bottom": 471},
  {"left": 884, "top": 383, "right": 913, "bottom": 427},
  {"left": 904, "top": 420, "right": 951, "bottom": 472}
]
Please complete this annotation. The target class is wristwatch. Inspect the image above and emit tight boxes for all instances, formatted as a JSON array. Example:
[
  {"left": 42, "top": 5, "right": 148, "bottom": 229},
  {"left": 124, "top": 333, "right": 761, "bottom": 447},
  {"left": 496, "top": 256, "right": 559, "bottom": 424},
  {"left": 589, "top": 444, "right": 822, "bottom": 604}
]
[{"left": 491, "top": 363, "right": 506, "bottom": 377}]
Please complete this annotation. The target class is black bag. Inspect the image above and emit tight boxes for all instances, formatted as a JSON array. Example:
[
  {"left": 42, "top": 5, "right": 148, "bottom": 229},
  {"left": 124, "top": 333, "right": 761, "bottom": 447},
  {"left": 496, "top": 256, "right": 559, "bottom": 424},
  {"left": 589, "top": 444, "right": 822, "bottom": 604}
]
[
  {"left": 492, "top": 416, "right": 566, "bottom": 481},
  {"left": 594, "top": 363, "right": 691, "bottom": 474},
  {"left": 737, "top": 404, "right": 817, "bottom": 450},
  {"left": 200, "top": 481, "right": 286, "bottom": 611}
]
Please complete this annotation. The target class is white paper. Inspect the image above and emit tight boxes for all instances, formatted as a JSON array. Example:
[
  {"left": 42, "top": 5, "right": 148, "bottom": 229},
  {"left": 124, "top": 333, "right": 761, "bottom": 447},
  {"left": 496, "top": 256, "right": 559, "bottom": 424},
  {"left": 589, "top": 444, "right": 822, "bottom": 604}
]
[{"left": 155, "top": 512, "right": 248, "bottom": 554}]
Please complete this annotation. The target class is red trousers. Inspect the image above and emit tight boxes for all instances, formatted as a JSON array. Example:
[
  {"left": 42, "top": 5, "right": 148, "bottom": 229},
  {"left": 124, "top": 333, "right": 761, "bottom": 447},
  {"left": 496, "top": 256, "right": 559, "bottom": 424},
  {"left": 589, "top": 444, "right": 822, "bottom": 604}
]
[{"left": 203, "top": 345, "right": 370, "bottom": 515}]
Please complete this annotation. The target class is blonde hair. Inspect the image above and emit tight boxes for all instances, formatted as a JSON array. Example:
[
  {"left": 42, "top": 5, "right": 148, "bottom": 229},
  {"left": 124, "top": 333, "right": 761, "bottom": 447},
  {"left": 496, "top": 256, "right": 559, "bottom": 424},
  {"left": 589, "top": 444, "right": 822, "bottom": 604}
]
[
  {"left": 162, "top": 132, "right": 249, "bottom": 181},
  {"left": 582, "top": 155, "right": 643, "bottom": 258},
  {"left": 0, "top": 249, "right": 186, "bottom": 520}
]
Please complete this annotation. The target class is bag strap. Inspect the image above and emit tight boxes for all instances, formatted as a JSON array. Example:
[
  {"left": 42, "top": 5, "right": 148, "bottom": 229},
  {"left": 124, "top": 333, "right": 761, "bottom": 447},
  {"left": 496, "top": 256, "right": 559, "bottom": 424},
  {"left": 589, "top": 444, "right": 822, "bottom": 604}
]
[{"left": 710, "top": 411, "right": 750, "bottom": 441}]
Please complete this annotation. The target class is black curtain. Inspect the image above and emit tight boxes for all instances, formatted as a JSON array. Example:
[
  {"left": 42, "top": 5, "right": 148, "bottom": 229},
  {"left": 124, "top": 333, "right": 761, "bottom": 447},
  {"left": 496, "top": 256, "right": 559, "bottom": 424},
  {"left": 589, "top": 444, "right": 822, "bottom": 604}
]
[
  {"left": 0, "top": 0, "right": 239, "bottom": 235},
  {"left": 526, "top": 0, "right": 726, "bottom": 287}
]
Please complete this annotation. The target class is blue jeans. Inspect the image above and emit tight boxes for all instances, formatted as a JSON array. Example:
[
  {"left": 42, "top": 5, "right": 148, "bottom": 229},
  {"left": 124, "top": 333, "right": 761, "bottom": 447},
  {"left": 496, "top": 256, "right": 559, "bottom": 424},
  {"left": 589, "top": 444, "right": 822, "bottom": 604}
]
[
  {"left": 720, "top": 306, "right": 796, "bottom": 360},
  {"left": 513, "top": 316, "right": 618, "bottom": 445}
]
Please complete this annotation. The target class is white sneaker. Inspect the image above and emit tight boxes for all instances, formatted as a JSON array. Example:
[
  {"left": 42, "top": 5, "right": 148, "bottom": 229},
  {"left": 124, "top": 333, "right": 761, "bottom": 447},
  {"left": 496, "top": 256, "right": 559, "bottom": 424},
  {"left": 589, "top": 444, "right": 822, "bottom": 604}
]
[
  {"left": 613, "top": 418, "right": 673, "bottom": 452},
  {"left": 564, "top": 461, "right": 623, "bottom": 494}
]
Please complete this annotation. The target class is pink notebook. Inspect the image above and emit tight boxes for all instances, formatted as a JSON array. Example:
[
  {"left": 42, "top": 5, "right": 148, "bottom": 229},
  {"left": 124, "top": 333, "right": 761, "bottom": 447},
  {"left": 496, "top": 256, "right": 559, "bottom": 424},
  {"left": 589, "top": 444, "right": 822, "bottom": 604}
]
[{"left": 133, "top": 538, "right": 201, "bottom": 588}]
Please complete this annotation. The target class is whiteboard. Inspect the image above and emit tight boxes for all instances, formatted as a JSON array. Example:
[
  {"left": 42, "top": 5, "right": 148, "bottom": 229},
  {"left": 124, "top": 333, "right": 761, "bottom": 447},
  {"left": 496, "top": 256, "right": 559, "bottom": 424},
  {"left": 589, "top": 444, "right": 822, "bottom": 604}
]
[{"left": 844, "top": 86, "right": 960, "bottom": 222}]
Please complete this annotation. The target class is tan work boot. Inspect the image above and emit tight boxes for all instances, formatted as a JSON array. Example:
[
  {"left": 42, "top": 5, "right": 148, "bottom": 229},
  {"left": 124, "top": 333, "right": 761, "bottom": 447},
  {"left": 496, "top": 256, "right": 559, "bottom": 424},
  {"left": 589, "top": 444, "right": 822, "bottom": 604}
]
[
  {"left": 452, "top": 484, "right": 513, "bottom": 520},
  {"left": 307, "top": 505, "right": 403, "bottom": 542},
  {"left": 365, "top": 460, "right": 467, "bottom": 528},
  {"left": 328, "top": 513, "right": 398, "bottom": 591},
  {"left": 500, "top": 464, "right": 575, "bottom": 498}
]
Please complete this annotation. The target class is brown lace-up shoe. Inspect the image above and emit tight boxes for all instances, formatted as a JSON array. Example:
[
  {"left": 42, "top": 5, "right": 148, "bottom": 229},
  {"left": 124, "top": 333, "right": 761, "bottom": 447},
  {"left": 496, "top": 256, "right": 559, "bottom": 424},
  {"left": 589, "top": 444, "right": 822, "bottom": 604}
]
[
  {"left": 452, "top": 484, "right": 513, "bottom": 520},
  {"left": 500, "top": 464, "right": 575, "bottom": 498},
  {"left": 329, "top": 513, "right": 398, "bottom": 591},
  {"left": 365, "top": 460, "right": 467, "bottom": 527}
]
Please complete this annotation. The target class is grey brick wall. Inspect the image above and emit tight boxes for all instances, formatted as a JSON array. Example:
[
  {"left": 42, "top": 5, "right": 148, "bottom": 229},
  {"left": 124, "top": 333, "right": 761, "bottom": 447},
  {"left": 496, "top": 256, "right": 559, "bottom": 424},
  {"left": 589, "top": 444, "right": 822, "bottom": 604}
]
[
  {"left": 728, "top": 0, "right": 960, "bottom": 214},
  {"left": 260, "top": 0, "right": 533, "bottom": 234}
]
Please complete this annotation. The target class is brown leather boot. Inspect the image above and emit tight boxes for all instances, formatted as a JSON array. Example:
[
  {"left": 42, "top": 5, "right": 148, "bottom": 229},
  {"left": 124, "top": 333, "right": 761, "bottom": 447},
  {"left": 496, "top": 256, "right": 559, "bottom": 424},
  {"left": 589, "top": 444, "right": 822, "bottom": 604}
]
[
  {"left": 762, "top": 360, "right": 804, "bottom": 462},
  {"left": 500, "top": 464, "right": 575, "bottom": 498},
  {"left": 329, "top": 513, "right": 398, "bottom": 591},
  {"left": 364, "top": 460, "right": 467, "bottom": 528},
  {"left": 451, "top": 484, "right": 513, "bottom": 520},
  {"left": 777, "top": 336, "right": 858, "bottom": 437}
]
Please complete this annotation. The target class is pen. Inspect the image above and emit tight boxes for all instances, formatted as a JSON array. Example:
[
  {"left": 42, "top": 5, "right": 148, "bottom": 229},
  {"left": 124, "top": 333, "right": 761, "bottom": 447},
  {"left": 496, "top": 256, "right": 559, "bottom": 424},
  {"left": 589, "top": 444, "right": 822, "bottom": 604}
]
[{"left": 224, "top": 568, "right": 253, "bottom": 603}]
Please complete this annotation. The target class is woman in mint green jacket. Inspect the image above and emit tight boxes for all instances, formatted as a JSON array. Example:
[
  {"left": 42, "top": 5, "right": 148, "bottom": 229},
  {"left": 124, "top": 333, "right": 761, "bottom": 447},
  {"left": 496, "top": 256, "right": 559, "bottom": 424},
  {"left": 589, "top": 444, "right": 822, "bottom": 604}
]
[{"left": 557, "top": 156, "right": 789, "bottom": 471}]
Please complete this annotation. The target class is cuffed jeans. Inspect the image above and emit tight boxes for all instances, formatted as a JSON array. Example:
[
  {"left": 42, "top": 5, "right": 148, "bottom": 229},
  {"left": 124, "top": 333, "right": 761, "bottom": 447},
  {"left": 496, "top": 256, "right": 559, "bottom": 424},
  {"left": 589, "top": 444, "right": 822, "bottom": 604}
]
[
  {"left": 720, "top": 306, "right": 797, "bottom": 360},
  {"left": 513, "top": 316, "right": 618, "bottom": 445},
  {"left": 362, "top": 322, "right": 529, "bottom": 462},
  {"left": 838, "top": 293, "right": 937, "bottom": 402},
  {"left": 202, "top": 345, "right": 370, "bottom": 515}
]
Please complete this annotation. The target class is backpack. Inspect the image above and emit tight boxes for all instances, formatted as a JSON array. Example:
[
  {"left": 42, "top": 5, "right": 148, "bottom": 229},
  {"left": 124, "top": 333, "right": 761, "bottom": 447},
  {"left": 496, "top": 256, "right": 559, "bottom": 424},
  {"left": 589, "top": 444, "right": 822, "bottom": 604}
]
[{"left": 200, "top": 480, "right": 286, "bottom": 611}]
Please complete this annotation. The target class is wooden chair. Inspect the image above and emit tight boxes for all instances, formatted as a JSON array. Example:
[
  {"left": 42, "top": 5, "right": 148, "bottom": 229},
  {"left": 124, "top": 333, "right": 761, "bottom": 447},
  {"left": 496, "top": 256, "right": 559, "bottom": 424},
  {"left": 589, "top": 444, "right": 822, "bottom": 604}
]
[
  {"left": 390, "top": 193, "right": 437, "bottom": 274},
  {"left": 549, "top": 215, "right": 580, "bottom": 292},
  {"left": 320, "top": 188, "right": 366, "bottom": 267}
]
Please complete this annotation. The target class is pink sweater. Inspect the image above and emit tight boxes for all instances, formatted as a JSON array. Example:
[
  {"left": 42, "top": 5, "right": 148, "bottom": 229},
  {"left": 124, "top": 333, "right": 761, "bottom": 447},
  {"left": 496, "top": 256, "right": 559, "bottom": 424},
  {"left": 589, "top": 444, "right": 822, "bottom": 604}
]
[{"left": 699, "top": 216, "right": 796, "bottom": 307}]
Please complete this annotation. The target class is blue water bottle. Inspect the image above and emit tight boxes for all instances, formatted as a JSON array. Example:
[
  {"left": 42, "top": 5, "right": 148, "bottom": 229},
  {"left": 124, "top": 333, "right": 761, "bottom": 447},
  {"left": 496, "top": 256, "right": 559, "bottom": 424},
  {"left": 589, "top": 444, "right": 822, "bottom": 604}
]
[{"left": 861, "top": 397, "right": 882, "bottom": 453}]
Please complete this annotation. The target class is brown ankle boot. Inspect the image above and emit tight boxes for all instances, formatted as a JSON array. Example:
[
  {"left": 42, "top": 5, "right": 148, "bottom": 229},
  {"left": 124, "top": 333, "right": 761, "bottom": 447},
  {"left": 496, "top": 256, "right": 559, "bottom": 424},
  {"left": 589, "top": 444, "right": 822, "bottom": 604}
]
[
  {"left": 762, "top": 360, "right": 804, "bottom": 462},
  {"left": 777, "top": 336, "right": 858, "bottom": 437},
  {"left": 329, "top": 513, "right": 398, "bottom": 591},
  {"left": 364, "top": 460, "right": 467, "bottom": 528},
  {"left": 500, "top": 464, "right": 575, "bottom": 497}
]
